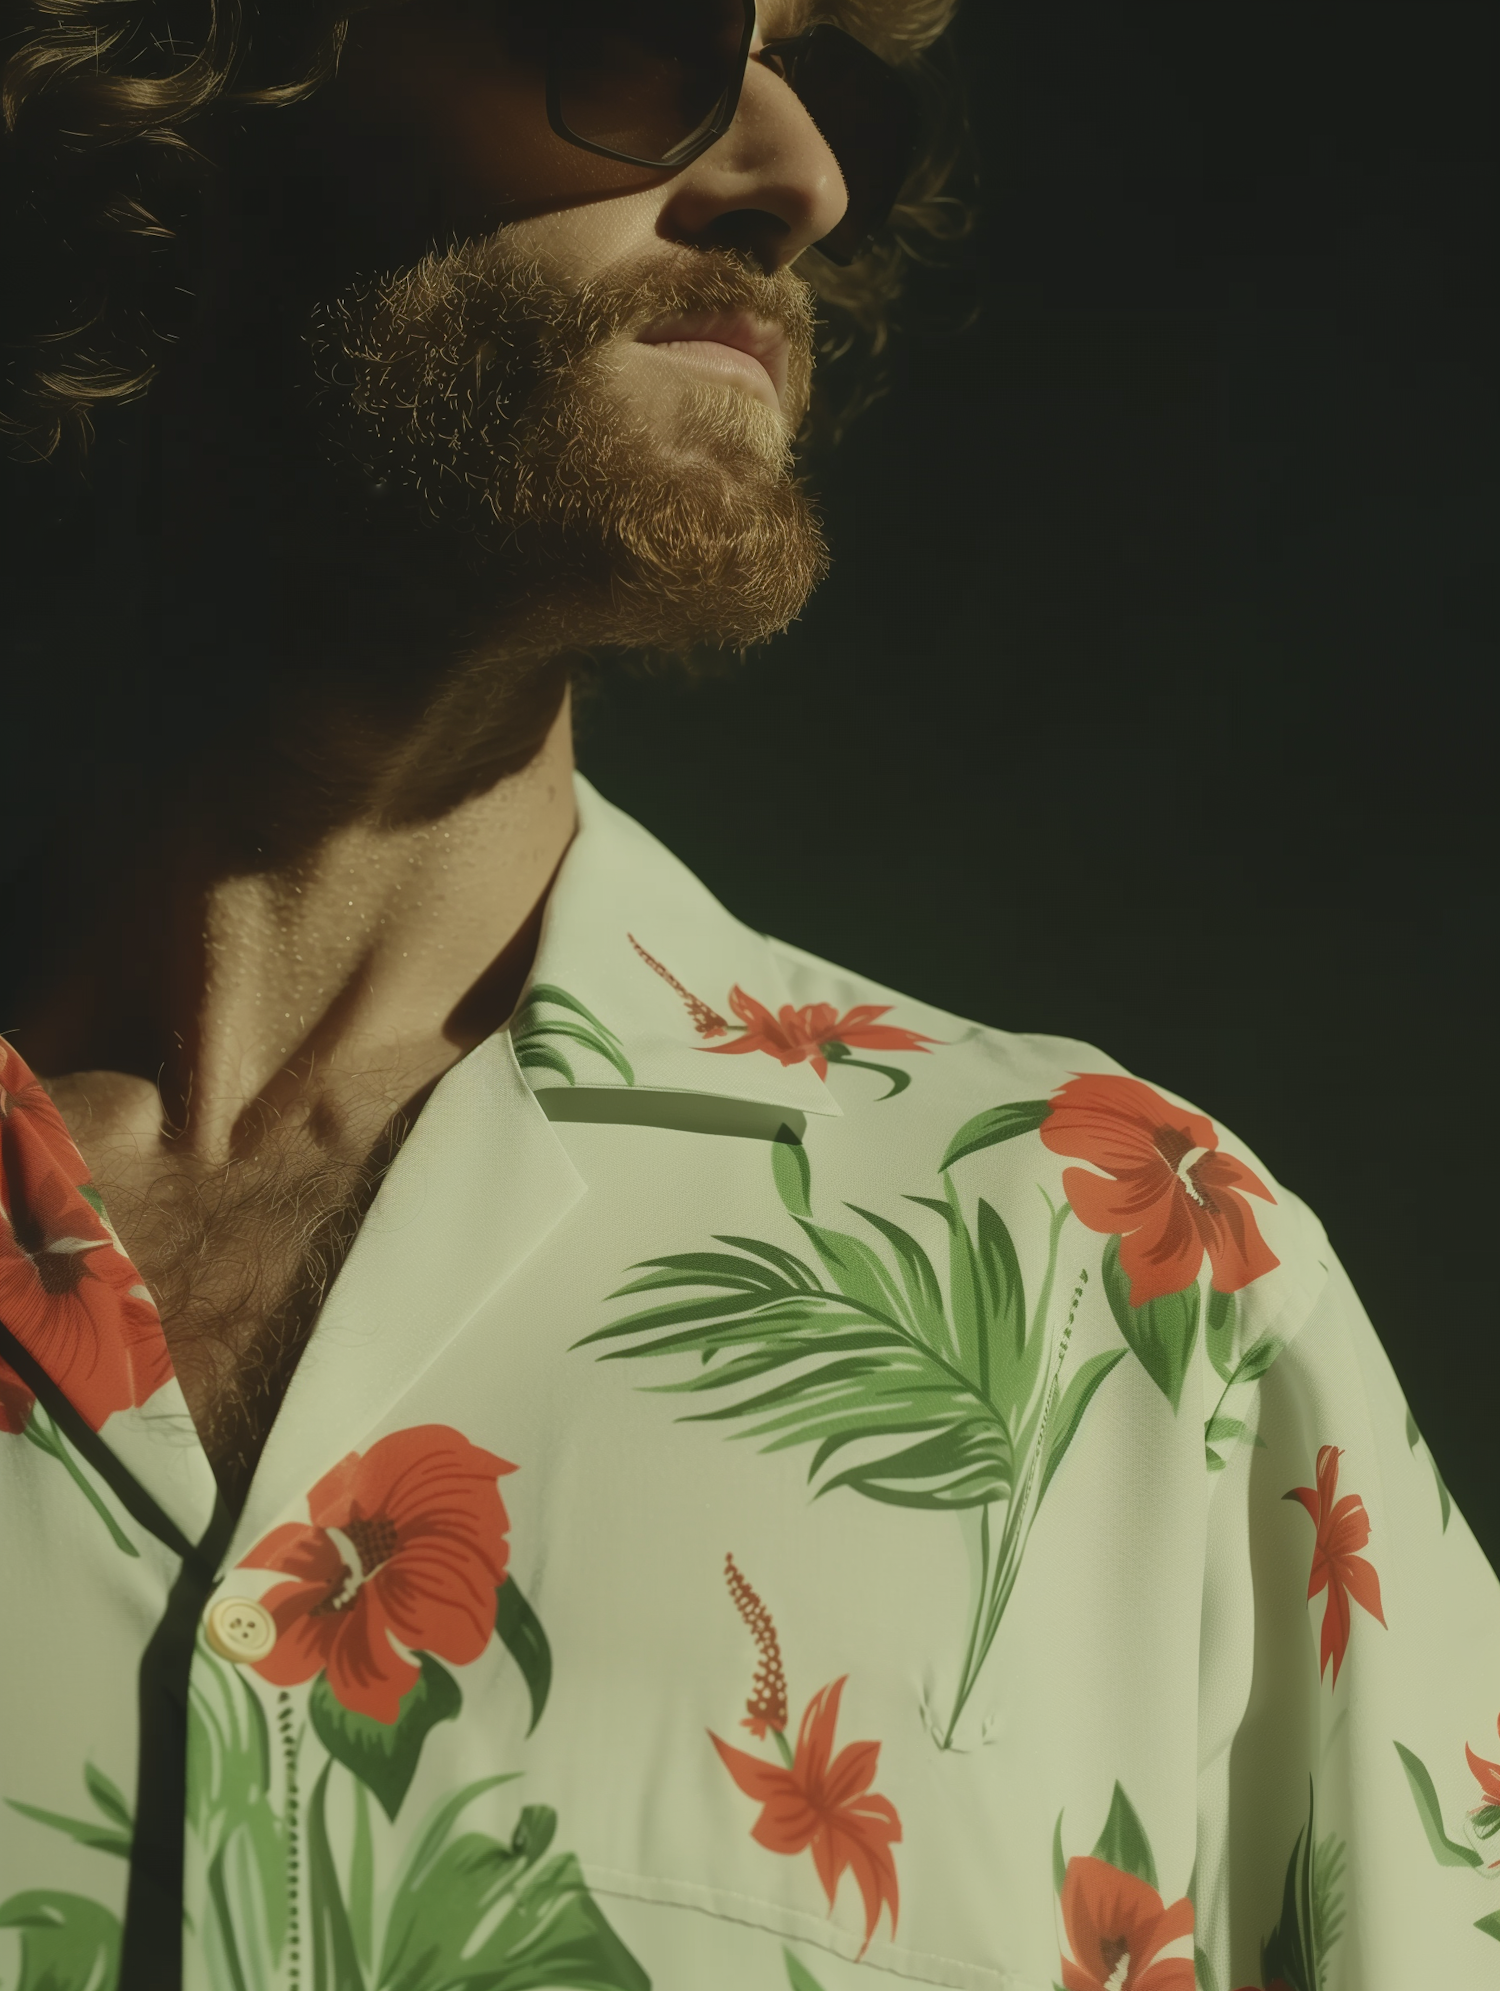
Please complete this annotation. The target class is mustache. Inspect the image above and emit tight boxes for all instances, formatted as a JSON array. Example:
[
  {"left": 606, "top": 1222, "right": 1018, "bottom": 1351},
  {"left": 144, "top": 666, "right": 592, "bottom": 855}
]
[
  {"left": 570, "top": 251, "right": 816, "bottom": 389},
  {"left": 313, "top": 242, "right": 818, "bottom": 442}
]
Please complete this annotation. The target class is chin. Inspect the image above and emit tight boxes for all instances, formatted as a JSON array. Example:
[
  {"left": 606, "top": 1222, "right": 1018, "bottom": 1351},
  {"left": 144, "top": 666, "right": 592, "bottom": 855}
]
[{"left": 298, "top": 247, "right": 827, "bottom": 665}]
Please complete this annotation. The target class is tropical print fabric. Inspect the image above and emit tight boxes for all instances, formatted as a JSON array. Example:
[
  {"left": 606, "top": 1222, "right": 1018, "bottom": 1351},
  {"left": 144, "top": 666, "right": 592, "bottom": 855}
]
[{"left": 1, "top": 773, "right": 1498, "bottom": 1991}]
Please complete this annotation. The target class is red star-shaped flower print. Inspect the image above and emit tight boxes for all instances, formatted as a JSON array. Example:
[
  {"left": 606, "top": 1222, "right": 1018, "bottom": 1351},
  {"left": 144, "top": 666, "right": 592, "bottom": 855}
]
[
  {"left": 710, "top": 1676, "right": 901, "bottom": 1955},
  {"left": 1465, "top": 1714, "right": 1500, "bottom": 1866},
  {"left": 1059, "top": 1856, "right": 1195, "bottom": 1991},
  {"left": 1284, "top": 1444, "right": 1386, "bottom": 1686},
  {"left": 705, "top": 987, "right": 937, "bottom": 1083},
  {"left": 0, "top": 1039, "right": 171, "bottom": 1434},
  {"left": 243, "top": 1425, "right": 514, "bottom": 1723},
  {"left": 1040, "top": 1072, "right": 1279, "bottom": 1306}
]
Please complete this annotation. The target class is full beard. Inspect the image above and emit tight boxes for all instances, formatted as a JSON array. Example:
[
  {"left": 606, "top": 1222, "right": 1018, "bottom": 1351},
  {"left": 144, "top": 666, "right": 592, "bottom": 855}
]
[{"left": 309, "top": 239, "right": 828, "bottom": 659}]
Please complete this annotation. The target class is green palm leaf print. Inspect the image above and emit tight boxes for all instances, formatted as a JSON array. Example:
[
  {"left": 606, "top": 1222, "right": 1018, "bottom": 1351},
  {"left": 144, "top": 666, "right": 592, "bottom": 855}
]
[{"left": 578, "top": 1134, "right": 1125, "bottom": 1744}]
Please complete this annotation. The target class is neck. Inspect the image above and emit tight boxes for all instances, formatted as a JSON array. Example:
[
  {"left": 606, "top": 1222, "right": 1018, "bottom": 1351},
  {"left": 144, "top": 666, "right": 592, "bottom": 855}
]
[{"left": 19, "top": 684, "right": 577, "bottom": 1173}]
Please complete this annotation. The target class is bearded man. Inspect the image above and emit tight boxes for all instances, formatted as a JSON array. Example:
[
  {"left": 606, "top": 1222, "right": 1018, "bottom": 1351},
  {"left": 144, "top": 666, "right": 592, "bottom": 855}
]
[{"left": 0, "top": 5, "right": 1495, "bottom": 1989}]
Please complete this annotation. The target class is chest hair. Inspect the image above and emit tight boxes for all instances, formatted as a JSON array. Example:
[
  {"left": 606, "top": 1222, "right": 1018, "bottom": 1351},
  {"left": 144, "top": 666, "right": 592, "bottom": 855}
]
[{"left": 98, "top": 1110, "right": 409, "bottom": 1511}]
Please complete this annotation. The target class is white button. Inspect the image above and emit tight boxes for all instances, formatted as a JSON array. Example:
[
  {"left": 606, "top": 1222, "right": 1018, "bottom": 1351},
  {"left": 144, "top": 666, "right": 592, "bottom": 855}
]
[{"left": 204, "top": 1595, "right": 277, "bottom": 1663}]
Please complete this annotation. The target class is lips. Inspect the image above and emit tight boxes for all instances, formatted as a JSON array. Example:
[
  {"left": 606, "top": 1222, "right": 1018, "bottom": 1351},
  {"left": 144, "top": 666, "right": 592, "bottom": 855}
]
[{"left": 635, "top": 310, "right": 791, "bottom": 408}]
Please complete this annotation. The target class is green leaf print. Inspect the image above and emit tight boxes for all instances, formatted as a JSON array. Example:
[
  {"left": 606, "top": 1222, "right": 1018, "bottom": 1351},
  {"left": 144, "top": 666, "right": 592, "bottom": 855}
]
[
  {"left": 0, "top": 1890, "right": 122, "bottom": 1991},
  {"left": 938, "top": 1100, "right": 1052, "bottom": 1173},
  {"left": 512, "top": 985, "right": 635, "bottom": 1087},
  {"left": 1476, "top": 1909, "right": 1500, "bottom": 1944},
  {"left": 495, "top": 1578, "right": 553, "bottom": 1737},
  {"left": 377, "top": 1783, "right": 648, "bottom": 1991},
  {"left": 581, "top": 1131, "right": 1121, "bottom": 1747},
  {"left": 1394, "top": 1741, "right": 1484, "bottom": 1867},
  {"left": 83, "top": 1766, "right": 131, "bottom": 1832},
  {"left": 309, "top": 1652, "right": 462, "bottom": 1824},
  {"left": 820, "top": 1038, "right": 915, "bottom": 1101},
  {"left": 771, "top": 1140, "right": 812, "bottom": 1219},
  {"left": 6, "top": 1764, "right": 133, "bottom": 1859},
  {"left": 1090, "top": 1782, "right": 1158, "bottom": 1890},
  {"left": 348, "top": 1779, "right": 378, "bottom": 1975},
  {"left": 1101, "top": 1238, "right": 1200, "bottom": 1414},
  {"left": 782, "top": 1950, "right": 829, "bottom": 1991},
  {"left": 1405, "top": 1408, "right": 1453, "bottom": 1532}
]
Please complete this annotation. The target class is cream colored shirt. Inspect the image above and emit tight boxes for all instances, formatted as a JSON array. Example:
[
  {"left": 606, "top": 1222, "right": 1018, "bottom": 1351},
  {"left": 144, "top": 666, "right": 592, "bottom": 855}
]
[{"left": 2, "top": 774, "right": 1497, "bottom": 1991}]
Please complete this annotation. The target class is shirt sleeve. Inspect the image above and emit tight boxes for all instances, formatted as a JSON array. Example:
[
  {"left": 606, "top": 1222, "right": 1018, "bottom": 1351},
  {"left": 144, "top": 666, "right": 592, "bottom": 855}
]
[{"left": 1194, "top": 1239, "right": 1500, "bottom": 1991}]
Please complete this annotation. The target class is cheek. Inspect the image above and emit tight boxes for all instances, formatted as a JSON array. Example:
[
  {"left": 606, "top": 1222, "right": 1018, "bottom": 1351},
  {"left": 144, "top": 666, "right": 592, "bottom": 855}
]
[{"left": 500, "top": 189, "right": 676, "bottom": 283}]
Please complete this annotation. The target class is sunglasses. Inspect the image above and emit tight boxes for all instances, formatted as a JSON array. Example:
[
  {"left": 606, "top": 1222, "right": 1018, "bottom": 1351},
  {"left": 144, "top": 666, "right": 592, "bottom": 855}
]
[{"left": 528, "top": 1, "right": 920, "bottom": 266}]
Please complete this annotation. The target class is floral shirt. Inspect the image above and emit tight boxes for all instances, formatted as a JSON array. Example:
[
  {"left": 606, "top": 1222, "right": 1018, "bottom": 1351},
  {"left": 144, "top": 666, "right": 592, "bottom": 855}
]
[{"left": 2, "top": 773, "right": 1498, "bottom": 1991}]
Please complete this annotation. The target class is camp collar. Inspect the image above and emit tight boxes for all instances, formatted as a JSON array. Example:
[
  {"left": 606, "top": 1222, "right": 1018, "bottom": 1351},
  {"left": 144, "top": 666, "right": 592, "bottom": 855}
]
[
  {"left": 509, "top": 773, "right": 843, "bottom": 1127},
  {"left": 224, "top": 774, "right": 840, "bottom": 1559}
]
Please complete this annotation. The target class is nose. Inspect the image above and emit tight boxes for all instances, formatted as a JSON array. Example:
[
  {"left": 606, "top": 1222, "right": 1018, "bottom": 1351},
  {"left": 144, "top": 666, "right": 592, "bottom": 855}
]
[{"left": 657, "top": 52, "right": 850, "bottom": 272}]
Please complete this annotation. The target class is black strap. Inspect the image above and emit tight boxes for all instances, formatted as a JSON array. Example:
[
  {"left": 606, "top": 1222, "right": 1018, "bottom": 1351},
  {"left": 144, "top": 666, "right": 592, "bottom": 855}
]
[
  {"left": 0, "top": 1317, "right": 211, "bottom": 1570},
  {"left": 120, "top": 1494, "right": 236, "bottom": 1991}
]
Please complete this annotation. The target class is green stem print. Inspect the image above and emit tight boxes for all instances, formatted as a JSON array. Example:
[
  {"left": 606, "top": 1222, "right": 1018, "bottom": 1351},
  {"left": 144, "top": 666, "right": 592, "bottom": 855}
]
[
  {"left": 578, "top": 1120, "right": 1126, "bottom": 1748},
  {"left": 511, "top": 984, "right": 636, "bottom": 1087},
  {"left": 1201, "top": 1288, "right": 1283, "bottom": 1474},
  {"left": 19, "top": 1403, "right": 139, "bottom": 1556}
]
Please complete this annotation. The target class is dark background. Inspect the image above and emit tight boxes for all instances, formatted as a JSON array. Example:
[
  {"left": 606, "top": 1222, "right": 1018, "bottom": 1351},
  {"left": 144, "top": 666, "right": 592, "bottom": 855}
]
[{"left": 575, "top": 6, "right": 1500, "bottom": 1559}]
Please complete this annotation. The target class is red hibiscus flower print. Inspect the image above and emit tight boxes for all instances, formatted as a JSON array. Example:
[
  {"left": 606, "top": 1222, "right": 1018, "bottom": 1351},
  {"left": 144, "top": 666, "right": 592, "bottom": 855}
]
[
  {"left": 1040, "top": 1073, "right": 1279, "bottom": 1306},
  {"left": 243, "top": 1425, "right": 514, "bottom": 1724},
  {"left": 0, "top": 1040, "right": 171, "bottom": 1434},
  {"left": 712, "top": 1678, "right": 901, "bottom": 1954},
  {"left": 1059, "top": 1856, "right": 1194, "bottom": 1991},
  {"left": 1284, "top": 1444, "right": 1386, "bottom": 1686}
]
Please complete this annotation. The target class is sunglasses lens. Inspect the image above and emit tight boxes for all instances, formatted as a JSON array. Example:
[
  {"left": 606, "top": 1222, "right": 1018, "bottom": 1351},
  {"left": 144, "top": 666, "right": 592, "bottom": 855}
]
[
  {"left": 779, "top": 28, "right": 919, "bottom": 265},
  {"left": 551, "top": 0, "right": 750, "bottom": 167}
]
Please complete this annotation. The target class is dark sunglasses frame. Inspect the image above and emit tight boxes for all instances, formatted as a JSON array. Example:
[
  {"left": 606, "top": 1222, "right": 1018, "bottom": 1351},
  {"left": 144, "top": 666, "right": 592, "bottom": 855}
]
[{"left": 541, "top": 2, "right": 916, "bottom": 265}]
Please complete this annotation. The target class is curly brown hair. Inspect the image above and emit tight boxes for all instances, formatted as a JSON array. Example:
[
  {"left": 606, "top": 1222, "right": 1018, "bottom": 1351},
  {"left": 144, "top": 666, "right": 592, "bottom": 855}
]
[{"left": 0, "top": 0, "right": 967, "bottom": 465}]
